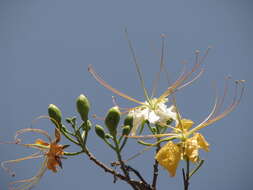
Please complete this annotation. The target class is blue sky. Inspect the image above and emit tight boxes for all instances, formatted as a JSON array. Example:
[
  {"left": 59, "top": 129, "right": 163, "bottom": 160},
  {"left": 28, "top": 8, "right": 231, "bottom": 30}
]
[{"left": 0, "top": 0, "right": 252, "bottom": 190}]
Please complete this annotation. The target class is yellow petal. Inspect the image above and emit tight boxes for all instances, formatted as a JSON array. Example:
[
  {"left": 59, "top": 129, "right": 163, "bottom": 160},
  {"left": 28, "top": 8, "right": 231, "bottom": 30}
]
[
  {"left": 181, "top": 119, "right": 195, "bottom": 130},
  {"left": 155, "top": 141, "right": 181, "bottom": 177},
  {"left": 184, "top": 133, "right": 210, "bottom": 162},
  {"left": 35, "top": 139, "right": 49, "bottom": 146},
  {"left": 185, "top": 138, "right": 199, "bottom": 163},
  {"left": 195, "top": 133, "right": 210, "bottom": 152},
  {"left": 175, "top": 119, "right": 195, "bottom": 132}
]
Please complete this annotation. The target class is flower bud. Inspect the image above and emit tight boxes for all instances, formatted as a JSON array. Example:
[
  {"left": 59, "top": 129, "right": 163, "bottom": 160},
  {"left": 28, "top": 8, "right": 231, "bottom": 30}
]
[
  {"left": 122, "top": 125, "right": 131, "bottom": 136},
  {"left": 151, "top": 127, "right": 157, "bottom": 134},
  {"left": 124, "top": 115, "right": 133, "bottom": 129},
  {"left": 81, "top": 120, "right": 92, "bottom": 131},
  {"left": 76, "top": 94, "right": 90, "bottom": 122},
  {"left": 95, "top": 125, "right": 105, "bottom": 139},
  {"left": 105, "top": 133, "right": 113, "bottom": 139},
  {"left": 48, "top": 104, "right": 62, "bottom": 127},
  {"left": 166, "top": 118, "right": 173, "bottom": 125},
  {"left": 105, "top": 107, "right": 120, "bottom": 136}
]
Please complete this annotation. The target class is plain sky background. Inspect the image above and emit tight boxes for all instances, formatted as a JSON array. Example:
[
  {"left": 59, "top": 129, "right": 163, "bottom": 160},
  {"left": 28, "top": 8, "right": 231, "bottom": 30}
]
[{"left": 0, "top": 0, "right": 252, "bottom": 190}]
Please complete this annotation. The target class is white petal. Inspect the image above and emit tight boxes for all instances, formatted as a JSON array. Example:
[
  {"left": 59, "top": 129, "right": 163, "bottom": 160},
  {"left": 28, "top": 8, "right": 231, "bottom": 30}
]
[{"left": 147, "top": 111, "right": 160, "bottom": 123}]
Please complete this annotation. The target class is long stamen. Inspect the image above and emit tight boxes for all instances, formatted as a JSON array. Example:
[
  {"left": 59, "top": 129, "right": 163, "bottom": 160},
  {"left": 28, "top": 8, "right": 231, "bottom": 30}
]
[
  {"left": 212, "top": 76, "right": 231, "bottom": 117},
  {"left": 158, "top": 62, "right": 188, "bottom": 100},
  {"left": 189, "top": 79, "right": 245, "bottom": 133},
  {"left": 9, "top": 158, "right": 48, "bottom": 190},
  {"left": 151, "top": 34, "right": 166, "bottom": 98},
  {"left": 127, "top": 133, "right": 176, "bottom": 139},
  {"left": 158, "top": 122, "right": 182, "bottom": 132},
  {"left": 124, "top": 28, "right": 150, "bottom": 102},
  {"left": 1, "top": 152, "right": 43, "bottom": 178},
  {"left": 14, "top": 128, "right": 52, "bottom": 144},
  {"left": 158, "top": 47, "right": 211, "bottom": 101},
  {"left": 116, "top": 135, "right": 178, "bottom": 165},
  {"left": 88, "top": 65, "right": 144, "bottom": 105},
  {"left": 176, "top": 68, "right": 204, "bottom": 91},
  {"left": 188, "top": 91, "right": 219, "bottom": 135},
  {"left": 171, "top": 95, "right": 183, "bottom": 131}
]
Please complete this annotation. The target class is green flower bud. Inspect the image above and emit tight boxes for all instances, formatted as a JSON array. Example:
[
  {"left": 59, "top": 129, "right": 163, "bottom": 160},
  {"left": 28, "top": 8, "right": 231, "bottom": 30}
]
[
  {"left": 105, "top": 107, "right": 120, "bottom": 136},
  {"left": 95, "top": 125, "right": 105, "bottom": 139},
  {"left": 166, "top": 118, "right": 173, "bottom": 125},
  {"left": 105, "top": 133, "right": 113, "bottom": 139},
  {"left": 76, "top": 94, "right": 90, "bottom": 122},
  {"left": 81, "top": 120, "right": 92, "bottom": 131},
  {"left": 48, "top": 104, "right": 62, "bottom": 127},
  {"left": 151, "top": 127, "right": 157, "bottom": 134},
  {"left": 122, "top": 125, "right": 131, "bottom": 136},
  {"left": 124, "top": 115, "right": 133, "bottom": 129}
]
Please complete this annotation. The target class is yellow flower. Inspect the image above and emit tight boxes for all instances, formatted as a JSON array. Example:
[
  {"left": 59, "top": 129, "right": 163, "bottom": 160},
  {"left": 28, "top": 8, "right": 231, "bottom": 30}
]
[
  {"left": 155, "top": 79, "right": 245, "bottom": 177},
  {"left": 155, "top": 119, "right": 209, "bottom": 176},
  {"left": 155, "top": 141, "right": 181, "bottom": 177},
  {"left": 1, "top": 128, "right": 67, "bottom": 190}
]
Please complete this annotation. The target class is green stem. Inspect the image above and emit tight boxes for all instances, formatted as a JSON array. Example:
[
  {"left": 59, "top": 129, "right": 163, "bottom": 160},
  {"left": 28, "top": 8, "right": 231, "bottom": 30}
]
[
  {"left": 104, "top": 139, "right": 116, "bottom": 151},
  {"left": 189, "top": 160, "right": 204, "bottom": 178},
  {"left": 119, "top": 137, "right": 128, "bottom": 152},
  {"left": 64, "top": 151, "right": 84, "bottom": 156},
  {"left": 60, "top": 127, "right": 79, "bottom": 145},
  {"left": 113, "top": 135, "right": 138, "bottom": 190}
]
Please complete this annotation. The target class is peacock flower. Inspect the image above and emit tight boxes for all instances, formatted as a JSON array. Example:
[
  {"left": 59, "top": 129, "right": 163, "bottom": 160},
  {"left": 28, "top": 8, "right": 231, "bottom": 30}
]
[
  {"left": 155, "top": 79, "right": 245, "bottom": 177},
  {"left": 128, "top": 98, "right": 177, "bottom": 135},
  {"left": 155, "top": 119, "right": 209, "bottom": 177},
  {"left": 1, "top": 128, "right": 67, "bottom": 190},
  {"left": 88, "top": 46, "right": 208, "bottom": 135}
]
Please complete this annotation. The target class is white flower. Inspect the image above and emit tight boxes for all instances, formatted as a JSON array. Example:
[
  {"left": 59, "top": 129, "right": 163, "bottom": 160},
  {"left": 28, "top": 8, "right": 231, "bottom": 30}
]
[
  {"left": 88, "top": 64, "right": 204, "bottom": 135},
  {"left": 129, "top": 98, "right": 177, "bottom": 135}
]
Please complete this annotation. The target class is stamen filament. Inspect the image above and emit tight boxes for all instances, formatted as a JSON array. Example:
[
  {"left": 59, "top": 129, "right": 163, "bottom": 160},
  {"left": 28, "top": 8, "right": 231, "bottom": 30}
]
[{"left": 88, "top": 65, "right": 144, "bottom": 105}]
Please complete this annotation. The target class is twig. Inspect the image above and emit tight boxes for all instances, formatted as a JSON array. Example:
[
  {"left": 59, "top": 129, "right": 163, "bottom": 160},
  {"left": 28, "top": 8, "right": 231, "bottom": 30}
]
[
  {"left": 152, "top": 136, "right": 161, "bottom": 190},
  {"left": 125, "top": 165, "right": 149, "bottom": 185},
  {"left": 85, "top": 148, "right": 126, "bottom": 181},
  {"left": 85, "top": 147, "right": 153, "bottom": 190},
  {"left": 182, "top": 159, "right": 190, "bottom": 190},
  {"left": 152, "top": 160, "right": 159, "bottom": 190},
  {"left": 114, "top": 142, "right": 139, "bottom": 190}
]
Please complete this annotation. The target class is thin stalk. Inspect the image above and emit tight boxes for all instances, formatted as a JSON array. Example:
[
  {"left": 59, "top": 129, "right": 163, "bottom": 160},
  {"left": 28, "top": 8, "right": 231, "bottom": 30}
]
[
  {"left": 113, "top": 135, "right": 139, "bottom": 190},
  {"left": 151, "top": 126, "right": 161, "bottom": 190},
  {"left": 183, "top": 158, "right": 190, "bottom": 190}
]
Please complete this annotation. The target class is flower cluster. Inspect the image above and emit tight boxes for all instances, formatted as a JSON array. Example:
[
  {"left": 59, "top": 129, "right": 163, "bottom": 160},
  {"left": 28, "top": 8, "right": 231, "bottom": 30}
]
[
  {"left": 1, "top": 41, "right": 245, "bottom": 190},
  {"left": 128, "top": 98, "right": 177, "bottom": 136},
  {"left": 88, "top": 50, "right": 245, "bottom": 178},
  {"left": 1, "top": 128, "right": 67, "bottom": 190},
  {"left": 155, "top": 119, "right": 210, "bottom": 176}
]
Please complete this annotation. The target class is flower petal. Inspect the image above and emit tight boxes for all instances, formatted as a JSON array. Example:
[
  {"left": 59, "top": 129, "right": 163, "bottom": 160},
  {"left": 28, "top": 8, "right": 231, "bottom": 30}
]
[
  {"left": 155, "top": 141, "right": 181, "bottom": 177},
  {"left": 35, "top": 139, "right": 49, "bottom": 146},
  {"left": 195, "top": 133, "right": 210, "bottom": 152},
  {"left": 181, "top": 119, "right": 195, "bottom": 130},
  {"left": 184, "top": 139, "right": 199, "bottom": 163},
  {"left": 184, "top": 133, "right": 209, "bottom": 162}
]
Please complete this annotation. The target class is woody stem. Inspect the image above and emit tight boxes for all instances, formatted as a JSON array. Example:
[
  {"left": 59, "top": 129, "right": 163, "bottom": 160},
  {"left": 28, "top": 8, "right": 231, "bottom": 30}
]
[
  {"left": 182, "top": 158, "right": 190, "bottom": 190},
  {"left": 113, "top": 135, "right": 139, "bottom": 190}
]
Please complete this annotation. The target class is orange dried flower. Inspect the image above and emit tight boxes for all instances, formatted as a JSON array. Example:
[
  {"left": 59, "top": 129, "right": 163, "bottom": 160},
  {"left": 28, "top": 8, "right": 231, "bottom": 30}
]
[{"left": 1, "top": 128, "right": 67, "bottom": 190}]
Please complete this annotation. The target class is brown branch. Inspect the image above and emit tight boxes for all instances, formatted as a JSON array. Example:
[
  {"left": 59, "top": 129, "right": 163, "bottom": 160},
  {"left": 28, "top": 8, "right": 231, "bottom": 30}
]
[
  {"left": 182, "top": 159, "right": 190, "bottom": 190},
  {"left": 85, "top": 148, "right": 127, "bottom": 181},
  {"left": 152, "top": 160, "right": 159, "bottom": 190},
  {"left": 85, "top": 148, "right": 152, "bottom": 190},
  {"left": 152, "top": 139, "right": 161, "bottom": 190},
  {"left": 125, "top": 165, "right": 149, "bottom": 185},
  {"left": 116, "top": 151, "right": 140, "bottom": 190}
]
